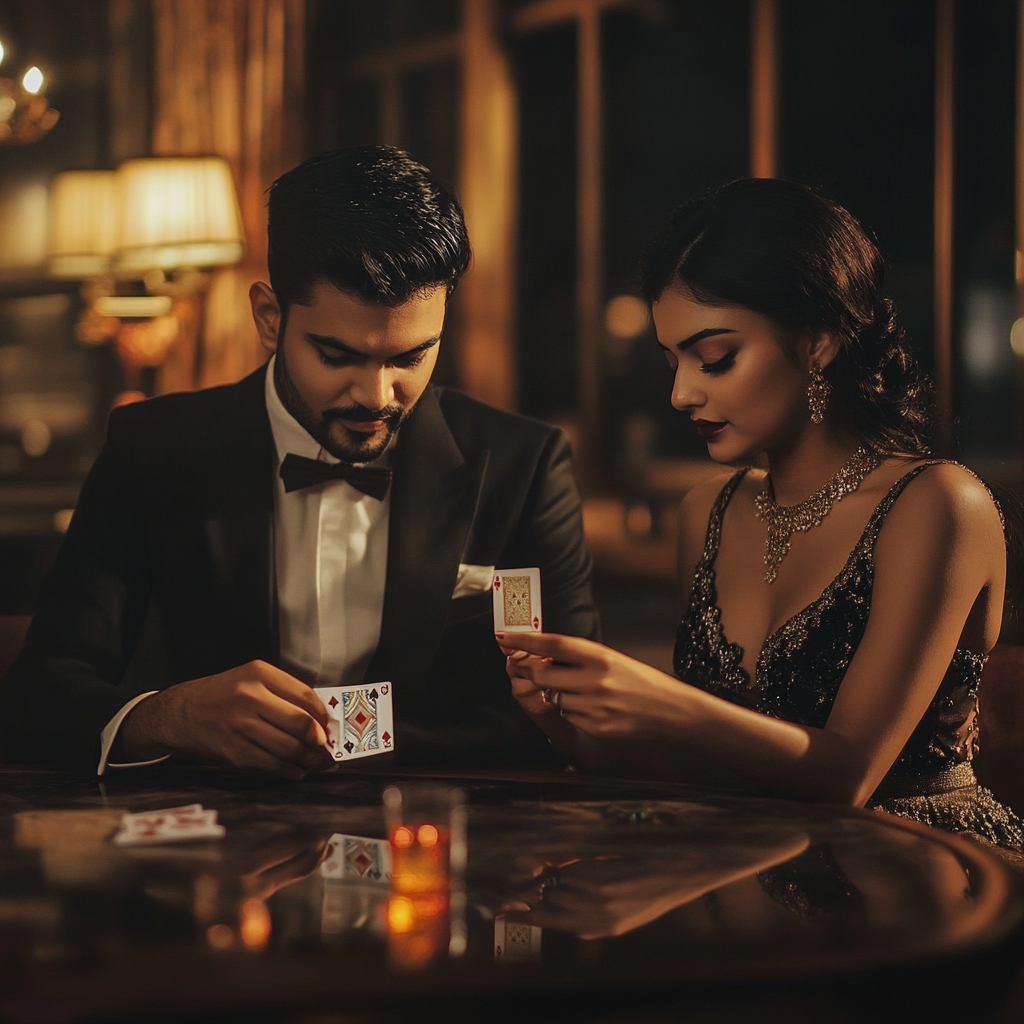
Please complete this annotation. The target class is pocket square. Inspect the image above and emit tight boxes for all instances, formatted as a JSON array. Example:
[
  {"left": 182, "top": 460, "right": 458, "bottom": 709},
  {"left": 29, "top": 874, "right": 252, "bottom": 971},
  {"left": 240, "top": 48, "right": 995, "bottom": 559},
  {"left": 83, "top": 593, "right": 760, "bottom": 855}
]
[{"left": 452, "top": 563, "right": 495, "bottom": 600}]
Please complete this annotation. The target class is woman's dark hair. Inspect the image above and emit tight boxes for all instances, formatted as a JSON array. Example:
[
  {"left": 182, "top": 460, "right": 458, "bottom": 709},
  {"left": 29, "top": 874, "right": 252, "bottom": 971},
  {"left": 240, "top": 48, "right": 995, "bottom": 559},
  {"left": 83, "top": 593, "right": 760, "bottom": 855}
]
[
  {"left": 639, "top": 178, "right": 932, "bottom": 456},
  {"left": 267, "top": 146, "right": 471, "bottom": 313}
]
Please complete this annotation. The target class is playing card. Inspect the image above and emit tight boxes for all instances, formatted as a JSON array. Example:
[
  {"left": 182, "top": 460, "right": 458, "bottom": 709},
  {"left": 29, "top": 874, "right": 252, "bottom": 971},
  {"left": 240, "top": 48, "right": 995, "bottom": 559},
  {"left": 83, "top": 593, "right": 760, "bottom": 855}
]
[
  {"left": 317, "top": 683, "right": 395, "bottom": 761},
  {"left": 494, "top": 914, "right": 542, "bottom": 962},
  {"left": 492, "top": 568, "right": 542, "bottom": 633},
  {"left": 111, "top": 805, "right": 225, "bottom": 846},
  {"left": 319, "top": 833, "right": 392, "bottom": 884}
]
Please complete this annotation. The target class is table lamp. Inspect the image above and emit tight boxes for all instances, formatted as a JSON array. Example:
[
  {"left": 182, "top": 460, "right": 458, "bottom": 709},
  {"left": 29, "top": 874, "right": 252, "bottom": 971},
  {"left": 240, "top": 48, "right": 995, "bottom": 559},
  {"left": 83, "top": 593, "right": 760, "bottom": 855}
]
[
  {"left": 114, "top": 157, "right": 244, "bottom": 275},
  {"left": 46, "top": 157, "right": 245, "bottom": 399}
]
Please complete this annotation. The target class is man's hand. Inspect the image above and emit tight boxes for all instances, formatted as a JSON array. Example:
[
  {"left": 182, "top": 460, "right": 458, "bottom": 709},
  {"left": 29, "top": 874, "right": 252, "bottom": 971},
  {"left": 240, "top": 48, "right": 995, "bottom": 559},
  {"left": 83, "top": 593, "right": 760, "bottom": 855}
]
[{"left": 117, "top": 661, "right": 335, "bottom": 780}]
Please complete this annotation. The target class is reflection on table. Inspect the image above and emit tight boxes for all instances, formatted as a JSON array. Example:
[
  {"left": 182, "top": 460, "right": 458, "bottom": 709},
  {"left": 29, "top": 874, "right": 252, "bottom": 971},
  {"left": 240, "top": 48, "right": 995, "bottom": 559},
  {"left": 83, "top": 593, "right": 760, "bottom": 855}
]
[{"left": 0, "top": 766, "right": 1021, "bottom": 1023}]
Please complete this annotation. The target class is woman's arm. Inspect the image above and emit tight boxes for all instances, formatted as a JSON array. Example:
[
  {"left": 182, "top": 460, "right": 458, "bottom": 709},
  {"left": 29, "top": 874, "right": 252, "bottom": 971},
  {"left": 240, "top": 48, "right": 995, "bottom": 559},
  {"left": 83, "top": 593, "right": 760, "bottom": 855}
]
[
  {"left": 504, "top": 473, "right": 733, "bottom": 771},
  {"left": 500, "top": 465, "right": 1005, "bottom": 803}
]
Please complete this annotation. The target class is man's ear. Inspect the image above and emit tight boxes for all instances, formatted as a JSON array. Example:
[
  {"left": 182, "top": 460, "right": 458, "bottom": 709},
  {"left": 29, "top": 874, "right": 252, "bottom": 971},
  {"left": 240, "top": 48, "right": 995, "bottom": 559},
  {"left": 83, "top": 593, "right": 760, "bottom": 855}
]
[
  {"left": 250, "top": 282, "right": 281, "bottom": 354},
  {"left": 807, "top": 330, "right": 840, "bottom": 371}
]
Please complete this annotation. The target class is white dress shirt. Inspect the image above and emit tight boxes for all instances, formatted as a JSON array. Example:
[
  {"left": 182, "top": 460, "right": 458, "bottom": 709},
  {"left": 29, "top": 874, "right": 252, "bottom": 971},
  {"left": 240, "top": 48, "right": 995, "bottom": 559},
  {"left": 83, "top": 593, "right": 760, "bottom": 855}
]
[
  {"left": 265, "top": 353, "right": 391, "bottom": 689},
  {"left": 97, "top": 356, "right": 391, "bottom": 773}
]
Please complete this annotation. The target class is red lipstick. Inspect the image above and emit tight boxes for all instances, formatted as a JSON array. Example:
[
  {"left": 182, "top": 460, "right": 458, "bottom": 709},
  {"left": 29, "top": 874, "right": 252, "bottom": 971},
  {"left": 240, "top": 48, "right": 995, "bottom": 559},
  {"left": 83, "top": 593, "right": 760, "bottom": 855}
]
[{"left": 693, "top": 419, "right": 726, "bottom": 441}]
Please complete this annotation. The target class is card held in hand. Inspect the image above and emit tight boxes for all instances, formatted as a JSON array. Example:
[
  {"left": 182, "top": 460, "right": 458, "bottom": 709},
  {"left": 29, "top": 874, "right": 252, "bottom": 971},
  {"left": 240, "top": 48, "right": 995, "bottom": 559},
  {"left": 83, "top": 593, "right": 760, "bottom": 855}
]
[
  {"left": 317, "top": 682, "right": 395, "bottom": 762},
  {"left": 492, "top": 567, "right": 542, "bottom": 633}
]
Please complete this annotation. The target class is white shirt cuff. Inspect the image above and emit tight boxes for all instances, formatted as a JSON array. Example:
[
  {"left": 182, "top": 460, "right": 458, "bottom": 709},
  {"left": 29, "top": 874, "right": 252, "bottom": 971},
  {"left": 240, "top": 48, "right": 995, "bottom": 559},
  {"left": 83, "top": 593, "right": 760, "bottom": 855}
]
[{"left": 97, "top": 691, "right": 172, "bottom": 775}]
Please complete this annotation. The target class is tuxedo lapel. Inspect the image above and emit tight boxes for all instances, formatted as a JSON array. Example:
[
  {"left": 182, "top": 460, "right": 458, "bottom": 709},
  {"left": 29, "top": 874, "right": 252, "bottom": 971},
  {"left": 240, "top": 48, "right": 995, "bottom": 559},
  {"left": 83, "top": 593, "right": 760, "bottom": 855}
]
[
  {"left": 200, "top": 366, "right": 278, "bottom": 665},
  {"left": 368, "top": 386, "right": 487, "bottom": 685}
]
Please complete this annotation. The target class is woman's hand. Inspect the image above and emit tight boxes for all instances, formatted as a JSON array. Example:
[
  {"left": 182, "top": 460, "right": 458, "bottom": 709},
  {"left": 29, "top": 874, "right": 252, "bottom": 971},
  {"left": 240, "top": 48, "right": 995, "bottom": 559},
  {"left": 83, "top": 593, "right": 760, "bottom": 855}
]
[
  {"left": 496, "top": 632, "right": 683, "bottom": 741},
  {"left": 504, "top": 649, "right": 558, "bottom": 719}
]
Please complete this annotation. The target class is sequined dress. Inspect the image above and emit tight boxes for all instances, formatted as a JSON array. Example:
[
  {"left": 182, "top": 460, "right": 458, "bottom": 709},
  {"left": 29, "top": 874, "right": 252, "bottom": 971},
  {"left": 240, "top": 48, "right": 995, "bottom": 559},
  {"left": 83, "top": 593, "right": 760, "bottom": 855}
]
[{"left": 673, "top": 463, "right": 1024, "bottom": 852}]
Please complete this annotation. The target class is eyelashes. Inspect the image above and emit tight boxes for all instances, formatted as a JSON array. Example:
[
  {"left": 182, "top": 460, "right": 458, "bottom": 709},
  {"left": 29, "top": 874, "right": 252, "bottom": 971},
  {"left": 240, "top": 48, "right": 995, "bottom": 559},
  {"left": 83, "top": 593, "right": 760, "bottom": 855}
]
[
  {"left": 699, "top": 351, "right": 736, "bottom": 375},
  {"left": 315, "top": 349, "right": 429, "bottom": 370}
]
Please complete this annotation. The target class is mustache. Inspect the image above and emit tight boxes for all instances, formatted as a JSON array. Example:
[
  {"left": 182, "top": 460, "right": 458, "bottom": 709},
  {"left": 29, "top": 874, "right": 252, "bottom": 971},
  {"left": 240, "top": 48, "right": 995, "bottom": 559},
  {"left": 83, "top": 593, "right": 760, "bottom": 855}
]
[{"left": 322, "top": 404, "right": 403, "bottom": 428}]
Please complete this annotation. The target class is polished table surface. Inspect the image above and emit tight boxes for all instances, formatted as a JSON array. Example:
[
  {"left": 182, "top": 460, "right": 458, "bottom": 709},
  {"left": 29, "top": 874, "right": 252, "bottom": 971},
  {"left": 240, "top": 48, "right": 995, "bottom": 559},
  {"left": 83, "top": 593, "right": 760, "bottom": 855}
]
[{"left": 1, "top": 763, "right": 1023, "bottom": 1024}]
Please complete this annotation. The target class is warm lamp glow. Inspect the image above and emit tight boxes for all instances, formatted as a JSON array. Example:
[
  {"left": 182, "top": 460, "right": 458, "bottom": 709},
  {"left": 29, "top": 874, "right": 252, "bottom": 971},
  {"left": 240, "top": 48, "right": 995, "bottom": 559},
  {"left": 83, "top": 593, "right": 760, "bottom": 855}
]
[
  {"left": 114, "top": 157, "right": 244, "bottom": 273},
  {"left": 605, "top": 295, "right": 650, "bottom": 340},
  {"left": 47, "top": 170, "right": 118, "bottom": 278},
  {"left": 0, "top": 183, "right": 48, "bottom": 273},
  {"left": 22, "top": 66, "right": 43, "bottom": 95},
  {"left": 0, "top": 41, "right": 6, "bottom": 68}
]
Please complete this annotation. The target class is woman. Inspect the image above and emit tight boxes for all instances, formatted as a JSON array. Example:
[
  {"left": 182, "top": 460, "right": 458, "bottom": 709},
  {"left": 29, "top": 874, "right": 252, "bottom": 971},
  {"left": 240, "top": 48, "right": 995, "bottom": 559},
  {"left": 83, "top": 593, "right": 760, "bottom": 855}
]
[{"left": 501, "top": 178, "right": 1023, "bottom": 853}]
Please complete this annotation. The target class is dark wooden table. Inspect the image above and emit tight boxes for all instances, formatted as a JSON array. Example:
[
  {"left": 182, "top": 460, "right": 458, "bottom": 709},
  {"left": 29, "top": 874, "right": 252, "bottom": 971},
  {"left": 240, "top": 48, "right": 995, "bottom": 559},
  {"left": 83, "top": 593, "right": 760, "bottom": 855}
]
[{"left": 1, "top": 763, "right": 1023, "bottom": 1024}]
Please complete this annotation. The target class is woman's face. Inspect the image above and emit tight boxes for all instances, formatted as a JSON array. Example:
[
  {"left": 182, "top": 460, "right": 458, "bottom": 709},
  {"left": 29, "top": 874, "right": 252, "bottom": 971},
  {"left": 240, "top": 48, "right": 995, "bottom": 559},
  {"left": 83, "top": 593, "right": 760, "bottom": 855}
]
[{"left": 652, "top": 286, "right": 813, "bottom": 463}]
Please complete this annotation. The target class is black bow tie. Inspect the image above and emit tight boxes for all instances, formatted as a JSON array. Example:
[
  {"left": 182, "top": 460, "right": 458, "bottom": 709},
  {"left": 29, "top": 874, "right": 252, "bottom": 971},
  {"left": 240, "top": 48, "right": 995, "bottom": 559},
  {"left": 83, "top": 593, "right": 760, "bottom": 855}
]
[{"left": 279, "top": 453, "right": 392, "bottom": 500}]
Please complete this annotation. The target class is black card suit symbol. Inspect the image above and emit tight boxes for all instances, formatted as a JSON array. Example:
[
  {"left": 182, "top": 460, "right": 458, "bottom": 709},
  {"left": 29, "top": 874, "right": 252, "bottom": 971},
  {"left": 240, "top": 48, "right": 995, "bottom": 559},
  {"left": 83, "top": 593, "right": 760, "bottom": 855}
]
[
  {"left": 369, "top": 688, "right": 378, "bottom": 701},
  {"left": 381, "top": 684, "right": 388, "bottom": 694},
  {"left": 328, "top": 696, "right": 339, "bottom": 708},
  {"left": 344, "top": 740, "right": 354, "bottom": 753},
  {"left": 369, "top": 869, "right": 380, "bottom": 879}
]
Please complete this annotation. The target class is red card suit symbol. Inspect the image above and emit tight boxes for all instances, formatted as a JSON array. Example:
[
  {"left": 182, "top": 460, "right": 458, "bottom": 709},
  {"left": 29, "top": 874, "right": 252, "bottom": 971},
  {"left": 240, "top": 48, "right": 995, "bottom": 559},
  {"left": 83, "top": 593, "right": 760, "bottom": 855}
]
[
  {"left": 533, "top": 617, "right": 539, "bottom": 629},
  {"left": 382, "top": 731, "right": 391, "bottom": 745},
  {"left": 494, "top": 577, "right": 500, "bottom": 589},
  {"left": 343, "top": 689, "right": 378, "bottom": 752},
  {"left": 328, "top": 696, "right": 339, "bottom": 708},
  {"left": 346, "top": 841, "right": 377, "bottom": 878}
]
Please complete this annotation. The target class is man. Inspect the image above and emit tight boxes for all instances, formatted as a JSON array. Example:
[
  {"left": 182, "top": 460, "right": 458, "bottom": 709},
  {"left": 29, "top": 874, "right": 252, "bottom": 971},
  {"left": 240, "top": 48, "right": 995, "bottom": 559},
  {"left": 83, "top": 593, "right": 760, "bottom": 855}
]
[{"left": 0, "top": 147, "right": 599, "bottom": 777}]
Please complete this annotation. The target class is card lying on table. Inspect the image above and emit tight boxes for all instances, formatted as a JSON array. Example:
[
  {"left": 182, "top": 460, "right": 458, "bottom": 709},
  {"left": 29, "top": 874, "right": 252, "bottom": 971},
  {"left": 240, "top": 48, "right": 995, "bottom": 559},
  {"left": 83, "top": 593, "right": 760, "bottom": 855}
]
[
  {"left": 492, "top": 567, "right": 542, "bottom": 633},
  {"left": 111, "top": 804, "right": 226, "bottom": 846},
  {"left": 317, "top": 683, "right": 395, "bottom": 761}
]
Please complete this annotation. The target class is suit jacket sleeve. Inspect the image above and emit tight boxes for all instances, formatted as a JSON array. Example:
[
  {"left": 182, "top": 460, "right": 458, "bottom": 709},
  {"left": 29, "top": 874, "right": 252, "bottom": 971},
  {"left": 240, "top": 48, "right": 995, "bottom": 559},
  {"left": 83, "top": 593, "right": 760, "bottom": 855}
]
[{"left": 0, "top": 408, "right": 153, "bottom": 769}]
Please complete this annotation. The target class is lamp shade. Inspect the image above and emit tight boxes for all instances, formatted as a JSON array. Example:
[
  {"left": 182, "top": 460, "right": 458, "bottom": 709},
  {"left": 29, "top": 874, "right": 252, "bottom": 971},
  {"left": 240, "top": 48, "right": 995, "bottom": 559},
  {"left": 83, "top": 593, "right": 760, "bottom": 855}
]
[
  {"left": 0, "top": 183, "right": 49, "bottom": 274},
  {"left": 114, "top": 157, "right": 245, "bottom": 273},
  {"left": 46, "top": 170, "right": 118, "bottom": 278}
]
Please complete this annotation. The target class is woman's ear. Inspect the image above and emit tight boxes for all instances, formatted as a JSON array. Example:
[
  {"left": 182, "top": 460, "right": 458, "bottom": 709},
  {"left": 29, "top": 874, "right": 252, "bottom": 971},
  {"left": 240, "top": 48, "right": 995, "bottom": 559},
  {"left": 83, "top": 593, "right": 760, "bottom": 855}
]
[
  {"left": 249, "top": 281, "right": 282, "bottom": 354},
  {"left": 807, "top": 331, "right": 841, "bottom": 371}
]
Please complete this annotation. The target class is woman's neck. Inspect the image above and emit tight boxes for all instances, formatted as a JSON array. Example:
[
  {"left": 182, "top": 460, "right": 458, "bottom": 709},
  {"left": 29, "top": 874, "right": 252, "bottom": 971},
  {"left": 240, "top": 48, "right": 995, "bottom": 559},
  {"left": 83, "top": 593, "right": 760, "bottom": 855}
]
[{"left": 764, "top": 431, "right": 862, "bottom": 507}]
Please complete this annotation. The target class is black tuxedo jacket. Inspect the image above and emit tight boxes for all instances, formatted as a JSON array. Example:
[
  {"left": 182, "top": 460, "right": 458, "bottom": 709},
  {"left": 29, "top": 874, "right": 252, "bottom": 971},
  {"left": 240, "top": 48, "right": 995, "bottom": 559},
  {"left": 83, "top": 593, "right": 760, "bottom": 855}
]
[{"left": 0, "top": 366, "right": 599, "bottom": 771}]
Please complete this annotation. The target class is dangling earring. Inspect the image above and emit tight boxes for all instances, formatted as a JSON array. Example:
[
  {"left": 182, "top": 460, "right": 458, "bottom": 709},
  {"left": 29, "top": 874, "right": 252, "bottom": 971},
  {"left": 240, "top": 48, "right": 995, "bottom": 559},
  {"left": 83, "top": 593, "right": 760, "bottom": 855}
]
[{"left": 807, "top": 360, "right": 830, "bottom": 425}]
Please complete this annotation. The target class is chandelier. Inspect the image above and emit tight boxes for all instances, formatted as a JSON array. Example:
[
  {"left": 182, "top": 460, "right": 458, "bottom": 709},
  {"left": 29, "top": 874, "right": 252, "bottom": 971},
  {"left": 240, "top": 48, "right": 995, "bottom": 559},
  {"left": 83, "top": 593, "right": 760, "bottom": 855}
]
[{"left": 0, "top": 39, "right": 58, "bottom": 144}]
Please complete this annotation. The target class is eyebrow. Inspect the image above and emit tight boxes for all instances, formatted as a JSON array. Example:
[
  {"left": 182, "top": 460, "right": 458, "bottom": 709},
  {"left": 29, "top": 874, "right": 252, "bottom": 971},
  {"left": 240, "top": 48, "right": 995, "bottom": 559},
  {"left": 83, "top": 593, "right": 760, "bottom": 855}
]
[
  {"left": 306, "top": 333, "right": 441, "bottom": 359},
  {"left": 659, "top": 327, "right": 737, "bottom": 353}
]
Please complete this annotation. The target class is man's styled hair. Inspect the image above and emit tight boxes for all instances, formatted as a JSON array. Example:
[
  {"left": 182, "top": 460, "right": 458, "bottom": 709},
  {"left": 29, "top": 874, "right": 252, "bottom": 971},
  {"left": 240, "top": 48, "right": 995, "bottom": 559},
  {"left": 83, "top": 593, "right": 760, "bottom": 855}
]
[{"left": 267, "top": 146, "right": 471, "bottom": 313}]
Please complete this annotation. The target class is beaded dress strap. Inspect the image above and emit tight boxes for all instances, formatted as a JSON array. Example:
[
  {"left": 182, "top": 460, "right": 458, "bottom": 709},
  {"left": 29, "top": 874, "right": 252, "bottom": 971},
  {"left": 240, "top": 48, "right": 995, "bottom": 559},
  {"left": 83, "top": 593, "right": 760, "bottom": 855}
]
[{"left": 699, "top": 469, "right": 752, "bottom": 566}]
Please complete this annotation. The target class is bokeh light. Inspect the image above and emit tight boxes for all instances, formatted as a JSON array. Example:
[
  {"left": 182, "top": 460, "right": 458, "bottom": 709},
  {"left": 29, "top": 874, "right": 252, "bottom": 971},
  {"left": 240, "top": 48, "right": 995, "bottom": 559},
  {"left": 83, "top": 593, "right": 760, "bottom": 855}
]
[{"left": 22, "top": 67, "right": 43, "bottom": 95}]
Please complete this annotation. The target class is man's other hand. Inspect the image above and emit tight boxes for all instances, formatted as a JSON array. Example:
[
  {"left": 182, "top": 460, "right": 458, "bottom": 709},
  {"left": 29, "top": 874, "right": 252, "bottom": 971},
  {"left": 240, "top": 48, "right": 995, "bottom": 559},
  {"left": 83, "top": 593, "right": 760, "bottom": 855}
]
[{"left": 117, "top": 662, "right": 335, "bottom": 779}]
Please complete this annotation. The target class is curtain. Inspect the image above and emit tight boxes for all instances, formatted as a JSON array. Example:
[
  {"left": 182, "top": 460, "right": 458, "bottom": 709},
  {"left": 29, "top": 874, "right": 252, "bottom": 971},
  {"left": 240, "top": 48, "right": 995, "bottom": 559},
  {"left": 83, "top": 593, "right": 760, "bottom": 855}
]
[{"left": 150, "top": 0, "right": 304, "bottom": 390}]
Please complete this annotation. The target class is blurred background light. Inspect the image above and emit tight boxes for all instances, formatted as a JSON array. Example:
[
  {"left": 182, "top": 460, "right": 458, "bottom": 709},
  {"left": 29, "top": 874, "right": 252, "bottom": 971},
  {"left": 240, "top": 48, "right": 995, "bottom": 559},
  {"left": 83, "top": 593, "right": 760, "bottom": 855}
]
[{"left": 604, "top": 295, "right": 650, "bottom": 340}]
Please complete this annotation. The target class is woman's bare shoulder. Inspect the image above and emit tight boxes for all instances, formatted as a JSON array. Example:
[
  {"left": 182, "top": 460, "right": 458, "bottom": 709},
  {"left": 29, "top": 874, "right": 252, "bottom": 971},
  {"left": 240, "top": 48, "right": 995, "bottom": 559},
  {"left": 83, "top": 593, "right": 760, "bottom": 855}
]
[
  {"left": 677, "top": 468, "right": 758, "bottom": 568},
  {"left": 879, "top": 460, "right": 1004, "bottom": 550},
  {"left": 677, "top": 469, "right": 748, "bottom": 524}
]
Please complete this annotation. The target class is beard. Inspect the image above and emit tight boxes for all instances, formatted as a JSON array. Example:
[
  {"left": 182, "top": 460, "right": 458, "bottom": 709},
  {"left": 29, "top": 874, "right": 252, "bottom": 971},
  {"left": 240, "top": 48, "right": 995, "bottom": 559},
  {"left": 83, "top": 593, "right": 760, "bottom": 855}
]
[{"left": 273, "top": 350, "right": 409, "bottom": 464}]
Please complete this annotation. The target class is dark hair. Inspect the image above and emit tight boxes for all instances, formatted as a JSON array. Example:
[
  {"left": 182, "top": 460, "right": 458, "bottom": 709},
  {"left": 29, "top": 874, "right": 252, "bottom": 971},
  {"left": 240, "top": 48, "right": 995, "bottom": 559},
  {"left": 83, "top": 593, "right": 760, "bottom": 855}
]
[
  {"left": 267, "top": 146, "right": 471, "bottom": 312},
  {"left": 639, "top": 178, "right": 932, "bottom": 456}
]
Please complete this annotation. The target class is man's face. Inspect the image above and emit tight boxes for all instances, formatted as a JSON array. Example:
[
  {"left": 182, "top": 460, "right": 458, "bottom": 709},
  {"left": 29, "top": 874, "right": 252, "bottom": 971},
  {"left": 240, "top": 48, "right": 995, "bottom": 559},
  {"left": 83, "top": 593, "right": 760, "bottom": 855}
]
[{"left": 252, "top": 280, "right": 446, "bottom": 463}]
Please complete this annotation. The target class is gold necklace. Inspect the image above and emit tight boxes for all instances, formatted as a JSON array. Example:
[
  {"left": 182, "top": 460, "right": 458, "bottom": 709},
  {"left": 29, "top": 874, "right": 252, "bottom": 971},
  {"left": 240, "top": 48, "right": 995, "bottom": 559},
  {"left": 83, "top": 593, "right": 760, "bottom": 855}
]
[{"left": 753, "top": 446, "right": 883, "bottom": 584}]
